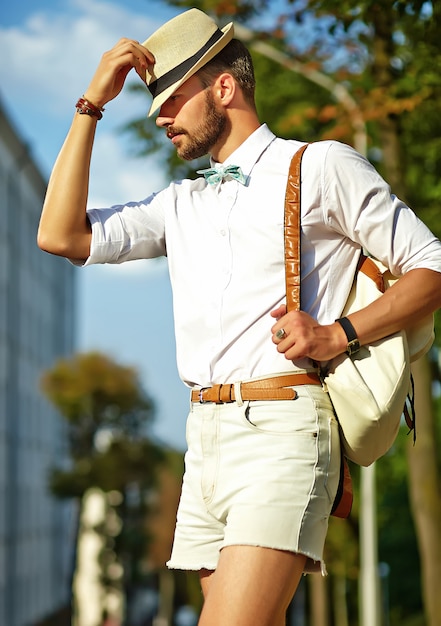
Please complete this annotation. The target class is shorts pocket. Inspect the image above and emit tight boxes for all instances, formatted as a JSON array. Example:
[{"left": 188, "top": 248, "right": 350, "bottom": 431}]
[
  {"left": 323, "top": 417, "right": 341, "bottom": 504},
  {"left": 239, "top": 395, "right": 319, "bottom": 437}
]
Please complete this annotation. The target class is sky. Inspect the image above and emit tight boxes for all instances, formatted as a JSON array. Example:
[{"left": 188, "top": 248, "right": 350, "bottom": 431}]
[{"left": 0, "top": 0, "right": 195, "bottom": 450}]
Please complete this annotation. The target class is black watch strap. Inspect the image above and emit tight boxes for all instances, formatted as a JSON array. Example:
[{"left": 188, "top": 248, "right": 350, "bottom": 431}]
[{"left": 336, "top": 317, "right": 361, "bottom": 356}]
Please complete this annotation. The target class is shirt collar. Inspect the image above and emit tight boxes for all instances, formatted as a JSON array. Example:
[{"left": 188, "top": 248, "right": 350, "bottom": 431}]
[{"left": 209, "top": 124, "right": 276, "bottom": 180}]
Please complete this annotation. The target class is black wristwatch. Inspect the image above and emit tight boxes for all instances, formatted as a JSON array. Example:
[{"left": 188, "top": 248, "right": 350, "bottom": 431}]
[{"left": 335, "top": 317, "right": 361, "bottom": 356}]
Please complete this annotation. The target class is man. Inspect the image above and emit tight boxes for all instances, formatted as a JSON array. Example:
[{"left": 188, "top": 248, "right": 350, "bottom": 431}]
[{"left": 38, "top": 8, "right": 441, "bottom": 625}]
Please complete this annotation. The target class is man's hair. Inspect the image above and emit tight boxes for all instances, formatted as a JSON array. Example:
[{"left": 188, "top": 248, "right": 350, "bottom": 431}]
[{"left": 196, "top": 39, "right": 256, "bottom": 108}]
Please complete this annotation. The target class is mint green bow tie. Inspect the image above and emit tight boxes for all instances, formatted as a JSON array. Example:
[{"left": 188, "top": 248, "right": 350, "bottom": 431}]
[{"left": 197, "top": 164, "right": 247, "bottom": 186}]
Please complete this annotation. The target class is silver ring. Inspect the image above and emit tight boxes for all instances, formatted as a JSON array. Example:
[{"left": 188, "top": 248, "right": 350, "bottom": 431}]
[{"left": 276, "top": 328, "right": 286, "bottom": 340}]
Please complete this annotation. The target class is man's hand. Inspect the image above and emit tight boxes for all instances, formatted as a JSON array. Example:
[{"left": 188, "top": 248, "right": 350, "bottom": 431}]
[
  {"left": 83, "top": 38, "right": 155, "bottom": 108},
  {"left": 270, "top": 305, "right": 347, "bottom": 362}
]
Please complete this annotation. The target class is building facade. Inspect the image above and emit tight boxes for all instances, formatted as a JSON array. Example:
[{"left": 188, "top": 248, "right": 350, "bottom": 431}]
[{"left": 0, "top": 100, "right": 76, "bottom": 626}]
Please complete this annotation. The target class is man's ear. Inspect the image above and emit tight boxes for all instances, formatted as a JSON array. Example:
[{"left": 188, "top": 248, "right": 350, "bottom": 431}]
[{"left": 214, "top": 73, "right": 236, "bottom": 107}]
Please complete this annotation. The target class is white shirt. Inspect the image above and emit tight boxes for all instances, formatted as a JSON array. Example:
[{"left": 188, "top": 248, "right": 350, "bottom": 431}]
[{"left": 84, "top": 124, "right": 441, "bottom": 387}]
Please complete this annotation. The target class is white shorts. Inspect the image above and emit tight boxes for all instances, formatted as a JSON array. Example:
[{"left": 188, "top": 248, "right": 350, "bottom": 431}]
[{"left": 167, "top": 384, "right": 340, "bottom": 574}]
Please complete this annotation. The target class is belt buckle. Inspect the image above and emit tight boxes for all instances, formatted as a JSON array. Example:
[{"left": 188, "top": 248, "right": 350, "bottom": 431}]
[{"left": 199, "top": 387, "right": 209, "bottom": 403}]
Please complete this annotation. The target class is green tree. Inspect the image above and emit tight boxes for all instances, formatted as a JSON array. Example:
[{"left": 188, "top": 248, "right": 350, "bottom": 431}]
[{"left": 41, "top": 351, "right": 165, "bottom": 625}]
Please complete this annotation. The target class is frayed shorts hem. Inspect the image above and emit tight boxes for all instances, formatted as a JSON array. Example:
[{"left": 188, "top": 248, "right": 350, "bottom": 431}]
[{"left": 167, "top": 545, "right": 326, "bottom": 576}]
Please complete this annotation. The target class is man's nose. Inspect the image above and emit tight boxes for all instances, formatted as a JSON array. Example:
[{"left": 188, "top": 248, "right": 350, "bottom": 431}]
[{"left": 156, "top": 106, "right": 173, "bottom": 128}]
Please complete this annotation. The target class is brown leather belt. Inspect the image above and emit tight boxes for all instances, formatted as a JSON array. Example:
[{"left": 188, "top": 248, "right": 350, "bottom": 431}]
[{"left": 191, "top": 372, "right": 322, "bottom": 404}]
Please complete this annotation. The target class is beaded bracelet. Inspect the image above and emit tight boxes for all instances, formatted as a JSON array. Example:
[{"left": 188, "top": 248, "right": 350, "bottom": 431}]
[{"left": 75, "top": 96, "right": 105, "bottom": 120}]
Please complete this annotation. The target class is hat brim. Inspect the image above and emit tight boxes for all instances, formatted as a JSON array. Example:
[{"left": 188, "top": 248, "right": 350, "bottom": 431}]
[{"left": 142, "top": 22, "right": 234, "bottom": 117}]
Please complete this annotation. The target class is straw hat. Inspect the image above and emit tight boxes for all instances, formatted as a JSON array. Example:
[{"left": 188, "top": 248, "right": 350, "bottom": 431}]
[{"left": 142, "top": 8, "right": 234, "bottom": 116}]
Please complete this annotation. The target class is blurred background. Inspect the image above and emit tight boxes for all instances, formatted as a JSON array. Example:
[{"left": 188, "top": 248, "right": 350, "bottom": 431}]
[{"left": 0, "top": 1, "right": 440, "bottom": 625}]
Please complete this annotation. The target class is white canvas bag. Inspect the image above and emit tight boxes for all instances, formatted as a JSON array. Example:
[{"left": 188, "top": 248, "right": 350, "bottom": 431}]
[{"left": 322, "top": 256, "right": 433, "bottom": 466}]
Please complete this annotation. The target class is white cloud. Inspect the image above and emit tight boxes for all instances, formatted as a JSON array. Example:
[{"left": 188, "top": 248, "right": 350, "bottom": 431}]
[
  {"left": 0, "top": 0, "right": 160, "bottom": 113},
  {"left": 0, "top": 0, "right": 170, "bottom": 201}
]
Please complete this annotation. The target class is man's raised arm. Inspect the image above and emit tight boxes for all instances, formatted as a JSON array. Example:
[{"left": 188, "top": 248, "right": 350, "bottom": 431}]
[{"left": 37, "top": 38, "right": 153, "bottom": 262}]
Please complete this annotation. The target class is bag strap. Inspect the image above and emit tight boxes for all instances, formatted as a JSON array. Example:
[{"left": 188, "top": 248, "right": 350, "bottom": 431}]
[
  {"left": 284, "top": 145, "right": 386, "bottom": 312},
  {"left": 283, "top": 143, "right": 353, "bottom": 518},
  {"left": 284, "top": 144, "right": 309, "bottom": 313}
]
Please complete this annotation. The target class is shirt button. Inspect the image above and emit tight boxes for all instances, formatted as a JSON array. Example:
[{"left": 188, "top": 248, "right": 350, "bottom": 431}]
[{"left": 220, "top": 229, "right": 227, "bottom": 236}]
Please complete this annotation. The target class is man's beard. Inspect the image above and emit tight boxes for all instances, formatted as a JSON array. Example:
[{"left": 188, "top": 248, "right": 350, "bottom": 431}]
[{"left": 168, "top": 89, "right": 228, "bottom": 161}]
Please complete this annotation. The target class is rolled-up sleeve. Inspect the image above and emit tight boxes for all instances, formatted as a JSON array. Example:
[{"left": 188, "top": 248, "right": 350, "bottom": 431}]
[
  {"left": 323, "top": 142, "right": 441, "bottom": 277},
  {"left": 83, "top": 192, "right": 167, "bottom": 266}
]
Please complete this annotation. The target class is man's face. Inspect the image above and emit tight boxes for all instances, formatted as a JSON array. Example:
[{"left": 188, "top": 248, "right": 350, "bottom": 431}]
[{"left": 156, "top": 75, "right": 228, "bottom": 160}]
